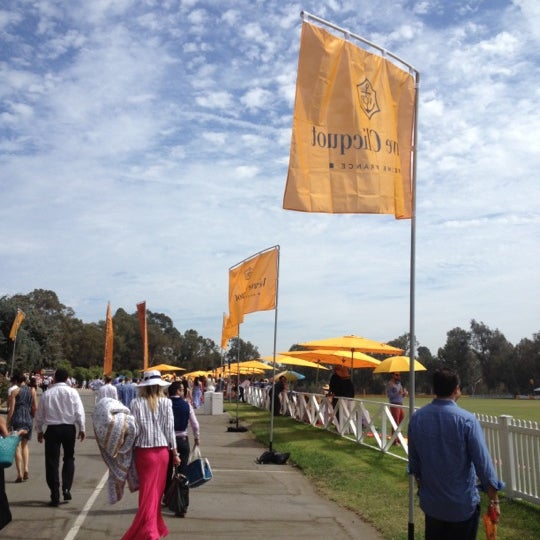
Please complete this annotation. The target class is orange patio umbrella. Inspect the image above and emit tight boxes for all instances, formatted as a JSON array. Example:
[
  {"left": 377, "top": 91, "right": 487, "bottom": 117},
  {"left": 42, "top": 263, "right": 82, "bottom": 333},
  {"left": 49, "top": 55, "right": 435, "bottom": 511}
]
[
  {"left": 299, "top": 335, "right": 404, "bottom": 356},
  {"left": 280, "top": 349, "right": 381, "bottom": 369}
]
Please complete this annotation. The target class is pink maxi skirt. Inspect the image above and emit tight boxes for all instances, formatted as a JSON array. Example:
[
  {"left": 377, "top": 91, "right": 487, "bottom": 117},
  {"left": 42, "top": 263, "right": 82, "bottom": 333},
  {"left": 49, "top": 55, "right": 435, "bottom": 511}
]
[{"left": 121, "top": 447, "right": 170, "bottom": 540}]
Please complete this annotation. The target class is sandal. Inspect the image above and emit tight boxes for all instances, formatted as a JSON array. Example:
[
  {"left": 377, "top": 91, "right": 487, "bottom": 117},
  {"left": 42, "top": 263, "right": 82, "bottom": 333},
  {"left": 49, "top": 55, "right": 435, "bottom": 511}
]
[
  {"left": 23, "top": 472, "right": 29, "bottom": 480},
  {"left": 15, "top": 477, "right": 23, "bottom": 483}
]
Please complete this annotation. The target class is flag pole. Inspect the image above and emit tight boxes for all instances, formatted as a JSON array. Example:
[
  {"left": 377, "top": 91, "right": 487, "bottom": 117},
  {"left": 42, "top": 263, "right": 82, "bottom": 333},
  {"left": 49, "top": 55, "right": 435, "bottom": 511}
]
[
  {"left": 408, "top": 70, "right": 420, "bottom": 540},
  {"left": 10, "top": 334, "right": 17, "bottom": 376},
  {"left": 268, "top": 246, "right": 280, "bottom": 452}
]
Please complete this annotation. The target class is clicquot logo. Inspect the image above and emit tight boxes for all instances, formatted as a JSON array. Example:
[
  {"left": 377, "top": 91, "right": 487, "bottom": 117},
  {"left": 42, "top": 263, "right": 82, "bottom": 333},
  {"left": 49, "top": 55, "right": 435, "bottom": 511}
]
[{"left": 357, "top": 78, "right": 380, "bottom": 119}]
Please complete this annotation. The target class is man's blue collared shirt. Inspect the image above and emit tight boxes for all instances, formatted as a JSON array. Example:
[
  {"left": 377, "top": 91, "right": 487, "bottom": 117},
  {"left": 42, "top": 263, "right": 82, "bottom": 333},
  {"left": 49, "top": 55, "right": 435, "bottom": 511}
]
[{"left": 408, "top": 399, "right": 504, "bottom": 522}]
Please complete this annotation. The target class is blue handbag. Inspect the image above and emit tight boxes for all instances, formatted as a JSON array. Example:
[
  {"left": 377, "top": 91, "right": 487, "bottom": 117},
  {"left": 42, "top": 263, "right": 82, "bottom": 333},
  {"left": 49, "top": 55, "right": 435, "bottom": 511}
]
[
  {"left": 0, "top": 435, "right": 20, "bottom": 468},
  {"left": 186, "top": 446, "right": 212, "bottom": 488}
]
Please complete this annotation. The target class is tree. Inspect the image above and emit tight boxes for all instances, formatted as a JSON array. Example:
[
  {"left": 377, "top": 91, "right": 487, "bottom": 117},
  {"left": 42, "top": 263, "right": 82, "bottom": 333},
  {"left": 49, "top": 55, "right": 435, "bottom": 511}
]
[
  {"left": 225, "top": 337, "right": 260, "bottom": 364},
  {"left": 437, "top": 327, "right": 480, "bottom": 393},
  {"left": 469, "top": 320, "right": 514, "bottom": 393}
]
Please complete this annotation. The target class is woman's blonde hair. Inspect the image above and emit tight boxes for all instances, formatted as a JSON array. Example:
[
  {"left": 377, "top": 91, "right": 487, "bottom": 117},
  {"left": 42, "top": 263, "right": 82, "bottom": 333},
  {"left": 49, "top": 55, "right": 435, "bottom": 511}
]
[{"left": 138, "top": 384, "right": 164, "bottom": 412}]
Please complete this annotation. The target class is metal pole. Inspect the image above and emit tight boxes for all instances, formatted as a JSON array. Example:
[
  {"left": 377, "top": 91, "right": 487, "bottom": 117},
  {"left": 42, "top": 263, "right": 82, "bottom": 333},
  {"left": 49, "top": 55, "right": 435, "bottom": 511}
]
[
  {"left": 269, "top": 246, "right": 280, "bottom": 452},
  {"left": 408, "top": 70, "right": 420, "bottom": 540},
  {"left": 10, "top": 335, "right": 17, "bottom": 376}
]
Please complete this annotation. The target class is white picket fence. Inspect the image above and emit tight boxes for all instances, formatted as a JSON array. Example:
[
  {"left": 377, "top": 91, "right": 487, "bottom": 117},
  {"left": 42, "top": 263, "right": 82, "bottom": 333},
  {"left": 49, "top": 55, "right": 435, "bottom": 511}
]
[{"left": 248, "top": 387, "right": 540, "bottom": 504}]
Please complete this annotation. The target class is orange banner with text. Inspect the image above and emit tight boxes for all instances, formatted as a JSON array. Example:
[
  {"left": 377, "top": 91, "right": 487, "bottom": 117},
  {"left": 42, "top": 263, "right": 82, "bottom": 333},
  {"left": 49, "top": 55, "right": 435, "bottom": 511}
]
[{"left": 283, "top": 22, "right": 415, "bottom": 219}]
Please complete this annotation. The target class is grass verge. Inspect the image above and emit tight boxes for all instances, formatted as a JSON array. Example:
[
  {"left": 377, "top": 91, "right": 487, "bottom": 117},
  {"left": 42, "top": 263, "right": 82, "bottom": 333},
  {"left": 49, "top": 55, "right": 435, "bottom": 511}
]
[{"left": 225, "top": 403, "right": 540, "bottom": 540}]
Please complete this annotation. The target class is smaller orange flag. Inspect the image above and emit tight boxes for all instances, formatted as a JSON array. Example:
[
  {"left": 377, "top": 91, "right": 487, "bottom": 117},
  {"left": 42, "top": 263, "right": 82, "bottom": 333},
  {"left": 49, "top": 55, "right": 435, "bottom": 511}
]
[
  {"left": 221, "top": 313, "right": 238, "bottom": 349},
  {"left": 228, "top": 246, "right": 279, "bottom": 327},
  {"left": 137, "top": 301, "right": 149, "bottom": 371},
  {"left": 9, "top": 308, "right": 25, "bottom": 341},
  {"left": 103, "top": 303, "right": 114, "bottom": 376}
]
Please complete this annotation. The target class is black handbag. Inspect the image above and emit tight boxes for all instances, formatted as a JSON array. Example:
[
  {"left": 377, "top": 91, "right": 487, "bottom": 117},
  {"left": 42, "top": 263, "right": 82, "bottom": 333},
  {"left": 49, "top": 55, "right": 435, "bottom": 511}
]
[{"left": 163, "top": 468, "right": 189, "bottom": 517}]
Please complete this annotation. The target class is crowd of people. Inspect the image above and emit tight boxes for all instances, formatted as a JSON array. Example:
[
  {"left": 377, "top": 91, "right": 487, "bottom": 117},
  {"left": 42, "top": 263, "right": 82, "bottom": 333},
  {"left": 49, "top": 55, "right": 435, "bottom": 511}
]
[{"left": 0, "top": 364, "right": 505, "bottom": 539}]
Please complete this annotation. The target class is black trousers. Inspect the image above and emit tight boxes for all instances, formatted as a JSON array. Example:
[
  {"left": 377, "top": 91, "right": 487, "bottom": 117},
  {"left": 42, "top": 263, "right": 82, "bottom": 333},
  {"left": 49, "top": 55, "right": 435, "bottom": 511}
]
[
  {"left": 44, "top": 424, "right": 76, "bottom": 502},
  {"left": 0, "top": 467, "right": 11, "bottom": 530},
  {"left": 164, "top": 436, "right": 191, "bottom": 496},
  {"left": 425, "top": 505, "right": 480, "bottom": 540}
]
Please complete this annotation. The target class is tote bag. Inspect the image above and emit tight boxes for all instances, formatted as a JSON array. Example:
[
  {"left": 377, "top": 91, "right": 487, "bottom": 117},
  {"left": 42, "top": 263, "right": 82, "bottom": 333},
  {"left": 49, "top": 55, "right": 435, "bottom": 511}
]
[
  {"left": 0, "top": 435, "right": 20, "bottom": 468},
  {"left": 186, "top": 446, "right": 212, "bottom": 488}
]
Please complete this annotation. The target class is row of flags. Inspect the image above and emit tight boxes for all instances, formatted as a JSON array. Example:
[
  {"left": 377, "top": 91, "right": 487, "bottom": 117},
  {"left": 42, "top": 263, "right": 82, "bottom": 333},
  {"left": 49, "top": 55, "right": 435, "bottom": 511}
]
[
  {"left": 102, "top": 301, "right": 149, "bottom": 376},
  {"left": 221, "top": 18, "right": 416, "bottom": 348},
  {"left": 9, "top": 18, "right": 416, "bottom": 381}
]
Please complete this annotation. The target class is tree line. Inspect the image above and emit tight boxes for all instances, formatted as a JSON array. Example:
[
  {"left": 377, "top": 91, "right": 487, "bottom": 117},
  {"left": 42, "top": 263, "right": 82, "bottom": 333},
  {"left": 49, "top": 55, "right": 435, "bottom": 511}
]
[{"left": 1, "top": 289, "right": 539, "bottom": 396}]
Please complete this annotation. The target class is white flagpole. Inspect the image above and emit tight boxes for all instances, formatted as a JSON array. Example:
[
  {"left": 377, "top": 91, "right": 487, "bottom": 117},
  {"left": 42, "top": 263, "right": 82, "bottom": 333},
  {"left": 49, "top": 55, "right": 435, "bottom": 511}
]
[
  {"left": 407, "top": 71, "right": 420, "bottom": 540},
  {"left": 269, "top": 245, "right": 280, "bottom": 451}
]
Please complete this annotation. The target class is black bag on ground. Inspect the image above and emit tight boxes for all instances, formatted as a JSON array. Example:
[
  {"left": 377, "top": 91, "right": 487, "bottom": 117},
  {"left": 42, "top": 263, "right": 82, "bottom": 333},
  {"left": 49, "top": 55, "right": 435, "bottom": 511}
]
[
  {"left": 256, "top": 450, "right": 290, "bottom": 465},
  {"left": 163, "top": 470, "right": 189, "bottom": 517}
]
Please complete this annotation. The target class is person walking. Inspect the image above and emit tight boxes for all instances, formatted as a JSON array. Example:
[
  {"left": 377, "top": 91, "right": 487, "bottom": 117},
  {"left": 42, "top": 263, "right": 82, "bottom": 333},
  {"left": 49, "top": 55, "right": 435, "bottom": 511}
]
[
  {"left": 165, "top": 380, "right": 200, "bottom": 517},
  {"left": 121, "top": 370, "right": 180, "bottom": 540},
  {"left": 34, "top": 368, "right": 86, "bottom": 506},
  {"left": 7, "top": 371, "right": 38, "bottom": 482},
  {"left": 96, "top": 376, "right": 118, "bottom": 402},
  {"left": 408, "top": 368, "right": 504, "bottom": 540}
]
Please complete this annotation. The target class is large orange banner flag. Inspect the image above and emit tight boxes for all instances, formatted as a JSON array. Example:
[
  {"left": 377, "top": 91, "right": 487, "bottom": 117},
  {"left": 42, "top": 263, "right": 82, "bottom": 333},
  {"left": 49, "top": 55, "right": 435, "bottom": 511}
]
[
  {"left": 228, "top": 247, "right": 279, "bottom": 326},
  {"left": 221, "top": 313, "right": 239, "bottom": 349},
  {"left": 103, "top": 303, "right": 114, "bottom": 376},
  {"left": 9, "top": 308, "right": 25, "bottom": 341},
  {"left": 137, "top": 301, "right": 149, "bottom": 371},
  {"left": 283, "top": 22, "right": 415, "bottom": 219}
]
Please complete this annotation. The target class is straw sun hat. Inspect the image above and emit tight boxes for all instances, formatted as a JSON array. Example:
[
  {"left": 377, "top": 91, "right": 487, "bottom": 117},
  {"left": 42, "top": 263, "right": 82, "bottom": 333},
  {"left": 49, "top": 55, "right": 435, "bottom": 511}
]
[{"left": 138, "top": 369, "right": 171, "bottom": 387}]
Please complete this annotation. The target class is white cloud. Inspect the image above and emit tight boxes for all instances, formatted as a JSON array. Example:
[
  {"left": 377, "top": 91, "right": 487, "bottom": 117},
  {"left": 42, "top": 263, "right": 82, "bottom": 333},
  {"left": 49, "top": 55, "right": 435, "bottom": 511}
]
[{"left": 0, "top": 0, "right": 538, "bottom": 359}]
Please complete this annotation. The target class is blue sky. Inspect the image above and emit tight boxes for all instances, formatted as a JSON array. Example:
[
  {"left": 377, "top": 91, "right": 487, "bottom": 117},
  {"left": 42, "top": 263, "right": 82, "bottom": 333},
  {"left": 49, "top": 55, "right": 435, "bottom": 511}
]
[{"left": 1, "top": 0, "right": 538, "bottom": 357}]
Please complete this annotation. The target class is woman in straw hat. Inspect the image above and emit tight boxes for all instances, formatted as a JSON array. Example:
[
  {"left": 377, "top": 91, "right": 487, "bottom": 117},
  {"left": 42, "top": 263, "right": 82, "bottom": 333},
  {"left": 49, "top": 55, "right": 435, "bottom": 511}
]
[{"left": 121, "top": 370, "right": 180, "bottom": 540}]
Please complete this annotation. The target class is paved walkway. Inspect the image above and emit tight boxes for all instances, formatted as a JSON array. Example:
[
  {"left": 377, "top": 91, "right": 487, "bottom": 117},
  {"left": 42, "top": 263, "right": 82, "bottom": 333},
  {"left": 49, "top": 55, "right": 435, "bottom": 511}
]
[{"left": 1, "top": 391, "right": 383, "bottom": 539}]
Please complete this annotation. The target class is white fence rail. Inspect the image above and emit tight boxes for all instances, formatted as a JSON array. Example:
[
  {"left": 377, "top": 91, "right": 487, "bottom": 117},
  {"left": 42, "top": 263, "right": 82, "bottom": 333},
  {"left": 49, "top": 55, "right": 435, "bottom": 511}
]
[{"left": 248, "top": 387, "right": 540, "bottom": 504}]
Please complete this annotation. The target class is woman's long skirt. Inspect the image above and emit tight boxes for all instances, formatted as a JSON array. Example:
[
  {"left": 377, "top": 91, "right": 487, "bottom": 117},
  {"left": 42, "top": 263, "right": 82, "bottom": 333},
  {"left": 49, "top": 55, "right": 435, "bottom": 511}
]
[{"left": 121, "top": 447, "right": 169, "bottom": 540}]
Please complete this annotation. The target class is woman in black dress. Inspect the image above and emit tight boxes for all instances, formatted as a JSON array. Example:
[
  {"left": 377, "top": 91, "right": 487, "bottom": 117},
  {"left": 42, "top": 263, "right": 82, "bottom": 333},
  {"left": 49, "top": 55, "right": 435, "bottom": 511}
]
[{"left": 7, "top": 372, "right": 37, "bottom": 482}]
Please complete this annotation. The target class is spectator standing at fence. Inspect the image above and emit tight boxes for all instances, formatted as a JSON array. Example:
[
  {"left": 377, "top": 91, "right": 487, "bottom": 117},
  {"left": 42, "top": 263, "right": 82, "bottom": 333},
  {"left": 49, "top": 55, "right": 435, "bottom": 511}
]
[
  {"left": 408, "top": 368, "right": 504, "bottom": 540},
  {"left": 327, "top": 365, "right": 354, "bottom": 424},
  {"left": 386, "top": 372, "right": 407, "bottom": 427}
]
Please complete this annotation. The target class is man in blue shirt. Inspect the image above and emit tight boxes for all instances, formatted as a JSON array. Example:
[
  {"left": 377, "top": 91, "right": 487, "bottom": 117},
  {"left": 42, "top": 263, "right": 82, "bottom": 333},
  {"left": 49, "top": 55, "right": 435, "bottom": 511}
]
[{"left": 408, "top": 368, "right": 503, "bottom": 540}]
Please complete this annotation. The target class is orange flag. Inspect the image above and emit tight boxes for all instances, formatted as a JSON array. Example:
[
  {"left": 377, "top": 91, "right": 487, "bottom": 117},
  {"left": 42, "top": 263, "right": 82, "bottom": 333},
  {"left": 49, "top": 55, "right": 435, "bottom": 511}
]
[
  {"left": 9, "top": 308, "right": 25, "bottom": 341},
  {"left": 137, "top": 301, "right": 149, "bottom": 371},
  {"left": 221, "top": 313, "right": 239, "bottom": 349},
  {"left": 228, "top": 247, "right": 279, "bottom": 326},
  {"left": 283, "top": 22, "right": 415, "bottom": 218},
  {"left": 103, "top": 303, "right": 114, "bottom": 376}
]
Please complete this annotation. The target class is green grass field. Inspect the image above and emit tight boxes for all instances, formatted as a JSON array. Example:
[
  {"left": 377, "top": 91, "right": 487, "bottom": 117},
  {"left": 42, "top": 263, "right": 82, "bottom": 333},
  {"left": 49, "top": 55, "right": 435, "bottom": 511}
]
[
  {"left": 362, "top": 394, "right": 540, "bottom": 424},
  {"left": 226, "top": 396, "right": 540, "bottom": 540}
]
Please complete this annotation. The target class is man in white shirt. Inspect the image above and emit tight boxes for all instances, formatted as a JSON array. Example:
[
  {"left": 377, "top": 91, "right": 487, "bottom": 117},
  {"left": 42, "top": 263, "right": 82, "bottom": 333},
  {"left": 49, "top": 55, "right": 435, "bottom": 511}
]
[
  {"left": 35, "top": 368, "right": 86, "bottom": 507},
  {"left": 96, "top": 376, "right": 118, "bottom": 401}
]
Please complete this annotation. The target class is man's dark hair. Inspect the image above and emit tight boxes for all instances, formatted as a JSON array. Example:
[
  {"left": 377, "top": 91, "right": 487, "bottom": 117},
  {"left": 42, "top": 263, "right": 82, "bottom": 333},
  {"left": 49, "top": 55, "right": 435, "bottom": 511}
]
[
  {"left": 168, "top": 380, "right": 182, "bottom": 397},
  {"left": 54, "top": 368, "right": 69, "bottom": 383},
  {"left": 433, "top": 368, "right": 460, "bottom": 397}
]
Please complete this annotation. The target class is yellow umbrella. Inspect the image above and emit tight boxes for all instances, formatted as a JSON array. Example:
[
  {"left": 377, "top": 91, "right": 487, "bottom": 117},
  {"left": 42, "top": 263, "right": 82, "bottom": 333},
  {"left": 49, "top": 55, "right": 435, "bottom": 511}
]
[
  {"left": 281, "top": 349, "right": 381, "bottom": 369},
  {"left": 144, "top": 363, "right": 186, "bottom": 372},
  {"left": 183, "top": 370, "right": 211, "bottom": 378},
  {"left": 300, "top": 335, "right": 404, "bottom": 355},
  {"left": 261, "top": 354, "right": 330, "bottom": 370},
  {"left": 275, "top": 370, "right": 305, "bottom": 382},
  {"left": 372, "top": 356, "right": 427, "bottom": 373},
  {"left": 228, "top": 360, "right": 273, "bottom": 371}
]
